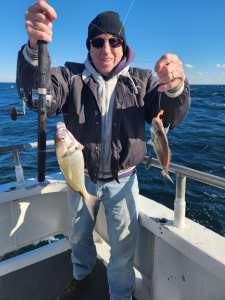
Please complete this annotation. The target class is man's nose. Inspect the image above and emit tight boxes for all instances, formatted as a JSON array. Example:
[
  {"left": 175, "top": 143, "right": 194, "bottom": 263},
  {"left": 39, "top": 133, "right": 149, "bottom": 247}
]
[{"left": 102, "top": 40, "right": 111, "bottom": 53}]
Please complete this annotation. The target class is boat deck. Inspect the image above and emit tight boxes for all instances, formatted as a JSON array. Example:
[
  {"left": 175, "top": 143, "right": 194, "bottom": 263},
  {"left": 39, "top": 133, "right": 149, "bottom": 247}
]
[
  {"left": 0, "top": 250, "right": 110, "bottom": 300},
  {"left": 1, "top": 166, "right": 225, "bottom": 300}
]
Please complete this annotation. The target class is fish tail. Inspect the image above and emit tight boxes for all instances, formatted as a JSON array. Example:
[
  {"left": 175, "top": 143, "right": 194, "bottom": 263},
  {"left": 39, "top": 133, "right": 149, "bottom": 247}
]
[
  {"left": 83, "top": 193, "right": 98, "bottom": 220},
  {"left": 161, "top": 170, "right": 174, "bottom": 184}
]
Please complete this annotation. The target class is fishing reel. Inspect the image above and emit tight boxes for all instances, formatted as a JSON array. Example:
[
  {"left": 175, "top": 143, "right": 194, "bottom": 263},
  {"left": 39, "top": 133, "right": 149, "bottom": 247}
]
[
  {"left": 10, "top": 88, "right": 40, "bottom": 121},
  {"left": 10, "top": 106, "right": 25, "bottom": 121},
  {"left": 10, "top": 89, "right": 26, "bottom": 121}
]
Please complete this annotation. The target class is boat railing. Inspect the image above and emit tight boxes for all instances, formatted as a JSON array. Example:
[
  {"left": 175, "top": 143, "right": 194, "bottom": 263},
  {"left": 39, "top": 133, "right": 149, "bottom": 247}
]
[
  {"left": 1, "top": 140, "right": 225, "bottom": 229},
  {"left": 143, "top": 156, "right": 225, "bottom": 228},
  {"left": 0, "top": 140, "right": 55, "bottom": 188}
]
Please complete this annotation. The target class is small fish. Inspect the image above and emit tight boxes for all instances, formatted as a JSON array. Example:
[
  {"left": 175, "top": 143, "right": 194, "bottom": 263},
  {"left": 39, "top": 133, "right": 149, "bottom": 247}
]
[
  {"left": 150, "top": 110, "right": 173, "bottom": 183},
  {"left": 55, "top": 122, "right": 97, "bottom": 219}
]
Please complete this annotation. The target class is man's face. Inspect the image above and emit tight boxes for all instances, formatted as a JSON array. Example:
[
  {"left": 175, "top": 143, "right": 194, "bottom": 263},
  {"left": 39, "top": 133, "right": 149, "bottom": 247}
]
[{"left": 89, "top": 33, "right": 124, "bottom": 76}]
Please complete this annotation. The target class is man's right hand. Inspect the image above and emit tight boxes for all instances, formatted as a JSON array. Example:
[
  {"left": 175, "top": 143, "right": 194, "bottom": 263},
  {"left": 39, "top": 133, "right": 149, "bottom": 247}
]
[{"left": 25, "top": 0, "right": 57, "bottom": 49}]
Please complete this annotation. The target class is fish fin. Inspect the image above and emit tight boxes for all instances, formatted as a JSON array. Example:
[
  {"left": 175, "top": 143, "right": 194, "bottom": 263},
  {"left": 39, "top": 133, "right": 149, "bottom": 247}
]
[
  {"left": 65, "top": 181, "right": 97, "bottom": 220},
  {"left": 83, "top": 193, "right": 98, "bottom": 221},
  {"left": 164, "top": 124, "right": 170, "bottom": 135},
  {"left": 161, "top": 170, "right": 174, "bottom": 184}
]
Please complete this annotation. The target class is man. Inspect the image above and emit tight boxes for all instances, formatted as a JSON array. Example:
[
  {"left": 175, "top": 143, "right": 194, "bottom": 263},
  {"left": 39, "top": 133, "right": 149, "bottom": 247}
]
[{"left": 16, "top": 1, "right": 190, "bottom": 300}]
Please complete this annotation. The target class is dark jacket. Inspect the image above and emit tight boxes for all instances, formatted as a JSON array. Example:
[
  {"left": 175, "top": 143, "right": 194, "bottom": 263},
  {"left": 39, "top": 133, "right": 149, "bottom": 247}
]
[{"left": 16, "top": 45, "right": 190, "bottom": 182}]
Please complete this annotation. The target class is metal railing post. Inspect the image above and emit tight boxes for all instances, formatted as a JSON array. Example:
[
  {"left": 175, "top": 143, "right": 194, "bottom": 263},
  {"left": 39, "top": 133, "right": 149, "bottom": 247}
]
[
  {"left": 13, "top": 150, "right": 25, "bottom": 189},
  {"left": 174, "top": 174, "right": 186, "bottom": 228}
]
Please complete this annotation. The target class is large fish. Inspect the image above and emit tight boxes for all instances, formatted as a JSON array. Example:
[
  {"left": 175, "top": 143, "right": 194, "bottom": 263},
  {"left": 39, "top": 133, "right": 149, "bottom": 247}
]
[
  {"left": 55, "top": 122, "right": 97, "bottom": 219},
  {"left": 150, "top": 110, "right": 173, "bottom": 183}
]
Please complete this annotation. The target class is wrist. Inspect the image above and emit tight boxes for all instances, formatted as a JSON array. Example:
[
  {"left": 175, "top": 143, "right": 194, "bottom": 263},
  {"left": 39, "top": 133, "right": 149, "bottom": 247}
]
[
  {"left": 28, "top": 39, "right": 38, "bottom": 50},
  {"left": 165, "top": 81, "right": 185, "bottom": 98},
  {"left": 23, "top": 43, "right": 38, "bottom": 66}
]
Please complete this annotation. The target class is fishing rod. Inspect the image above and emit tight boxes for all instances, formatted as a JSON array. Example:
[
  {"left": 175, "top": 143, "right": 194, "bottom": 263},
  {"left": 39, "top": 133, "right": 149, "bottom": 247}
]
[
  {"left": 10, "top": 41, "right": 49, "bottom": 183},
  {"left": 37, "top": 40, "right": 48, "bottom": 182},
  {"left": 10, "top": 0, "right": 51, "bottom": 183}
]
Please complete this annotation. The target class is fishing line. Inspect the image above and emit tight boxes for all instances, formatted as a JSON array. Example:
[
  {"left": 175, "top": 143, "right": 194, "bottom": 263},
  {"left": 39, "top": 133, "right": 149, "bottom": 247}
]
[
  {"left": 89, "top": 0, "right": 136, "bottom": 36},
  {"left": 158, "top": 91, "right": 162, "bottom": 111},
  {"left": 119, "top": 0, "right": 136, "bottom": 34}
]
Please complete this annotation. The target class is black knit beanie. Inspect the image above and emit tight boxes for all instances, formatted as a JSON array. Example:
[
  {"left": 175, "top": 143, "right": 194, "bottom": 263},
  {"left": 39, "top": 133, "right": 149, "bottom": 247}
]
[{"left": 86, "top": 11, "right": 126, "bottom": 51}]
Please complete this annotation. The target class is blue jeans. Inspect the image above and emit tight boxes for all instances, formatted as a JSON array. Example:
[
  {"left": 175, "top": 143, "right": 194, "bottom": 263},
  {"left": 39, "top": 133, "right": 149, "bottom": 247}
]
[{"left": 67, "top": 172, "right": 139, "bottom": 300}]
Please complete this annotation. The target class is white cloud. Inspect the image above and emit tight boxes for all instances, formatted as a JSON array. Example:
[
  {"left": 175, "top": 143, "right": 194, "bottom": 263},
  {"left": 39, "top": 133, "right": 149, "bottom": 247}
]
[
  {"left": 187, "top": 71, "right": 225, "bottom": 84},
  {"left": 185, "top": 64, "right": 194, "bottom": 68},
  {"left": 216, "top": 64, "right": 225, "bottom": 68},
  {"left": 0, "top": 75, "right": 15, "bottom": 82}
]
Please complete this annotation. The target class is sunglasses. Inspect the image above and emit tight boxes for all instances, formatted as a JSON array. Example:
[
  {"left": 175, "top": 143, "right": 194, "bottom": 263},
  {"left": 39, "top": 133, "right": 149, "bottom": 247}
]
[{"left": 91, "top": 37, "right": 123, "bottom": 49}]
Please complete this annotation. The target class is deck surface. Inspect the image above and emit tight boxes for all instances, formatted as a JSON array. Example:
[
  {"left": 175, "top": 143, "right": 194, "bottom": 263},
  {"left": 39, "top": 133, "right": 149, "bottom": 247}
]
[
  {"left": 65, "top": 259, "right": 110, "bottom": 300},
  {"left": 0, "top": 250, "right": 110, "bottom": 300}
]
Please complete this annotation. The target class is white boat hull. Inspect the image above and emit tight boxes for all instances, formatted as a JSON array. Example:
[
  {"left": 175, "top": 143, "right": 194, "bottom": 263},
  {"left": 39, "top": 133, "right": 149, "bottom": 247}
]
[{"left": 0, "top": 173, "right": 225, "bottom": 300}]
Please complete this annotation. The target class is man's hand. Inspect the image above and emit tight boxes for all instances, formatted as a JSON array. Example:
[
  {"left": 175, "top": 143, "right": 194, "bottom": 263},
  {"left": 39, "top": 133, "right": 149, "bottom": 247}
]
[
  {"left": 25, "top": 0, "right": 57, "bottom": 49},
  {"left": 154, "top": 53, "right": 185, "bottom": 93}
]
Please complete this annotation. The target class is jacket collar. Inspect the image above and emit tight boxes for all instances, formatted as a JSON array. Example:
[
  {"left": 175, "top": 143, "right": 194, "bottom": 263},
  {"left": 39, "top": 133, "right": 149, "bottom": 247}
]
[{"left": 82, "top": 46, "right": 138, "bottom": 93}]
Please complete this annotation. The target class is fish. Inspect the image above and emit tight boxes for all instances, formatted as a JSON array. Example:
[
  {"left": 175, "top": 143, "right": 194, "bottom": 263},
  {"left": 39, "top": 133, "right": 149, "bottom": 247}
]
[
  {"left": 150, "top": 110, "right": 173, "bottom": 183},
  {"left": 55, "top": 122, "right": 97, "bottom": 219}
]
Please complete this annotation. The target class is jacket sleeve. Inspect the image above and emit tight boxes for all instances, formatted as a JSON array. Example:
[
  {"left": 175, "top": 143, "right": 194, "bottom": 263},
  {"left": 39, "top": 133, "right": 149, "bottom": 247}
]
[
  {"left": 16, "top": 44, "right": 71, "bottom": 116},
  {"left": 144, "top": 78, "right": 191, "bottom": 129}
]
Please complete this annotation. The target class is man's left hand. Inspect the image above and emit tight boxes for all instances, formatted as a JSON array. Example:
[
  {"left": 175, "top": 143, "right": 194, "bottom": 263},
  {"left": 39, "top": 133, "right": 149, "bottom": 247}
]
[{"left": 154, "top": 53, "right": 185, "bottom": 93}]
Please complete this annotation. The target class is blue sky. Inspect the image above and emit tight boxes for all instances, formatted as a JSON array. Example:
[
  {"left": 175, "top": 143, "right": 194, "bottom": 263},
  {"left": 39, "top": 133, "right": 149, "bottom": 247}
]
[{"left": 0, "top": 0, "right": 225, "bottom": 84}]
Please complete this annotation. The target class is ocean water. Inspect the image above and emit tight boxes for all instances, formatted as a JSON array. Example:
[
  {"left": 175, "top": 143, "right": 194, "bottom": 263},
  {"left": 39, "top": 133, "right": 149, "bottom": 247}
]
[{"left": 0, "top": 82, "right": 225, "bottom": 236}]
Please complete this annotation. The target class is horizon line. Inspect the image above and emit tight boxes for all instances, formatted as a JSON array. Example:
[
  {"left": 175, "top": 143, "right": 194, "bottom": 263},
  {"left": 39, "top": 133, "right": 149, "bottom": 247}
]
[{"left": 0, "top": 81, "right": 225, "bottom": 86}]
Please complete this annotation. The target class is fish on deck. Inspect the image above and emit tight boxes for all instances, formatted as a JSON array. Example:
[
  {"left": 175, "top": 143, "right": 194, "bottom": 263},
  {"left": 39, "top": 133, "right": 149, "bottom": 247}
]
[
  {"left": 55, "top": 122, "right": 97, "bottom": 219},
  {"left": 150, "top": 110, "right": 173, "bottom": 183}
]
